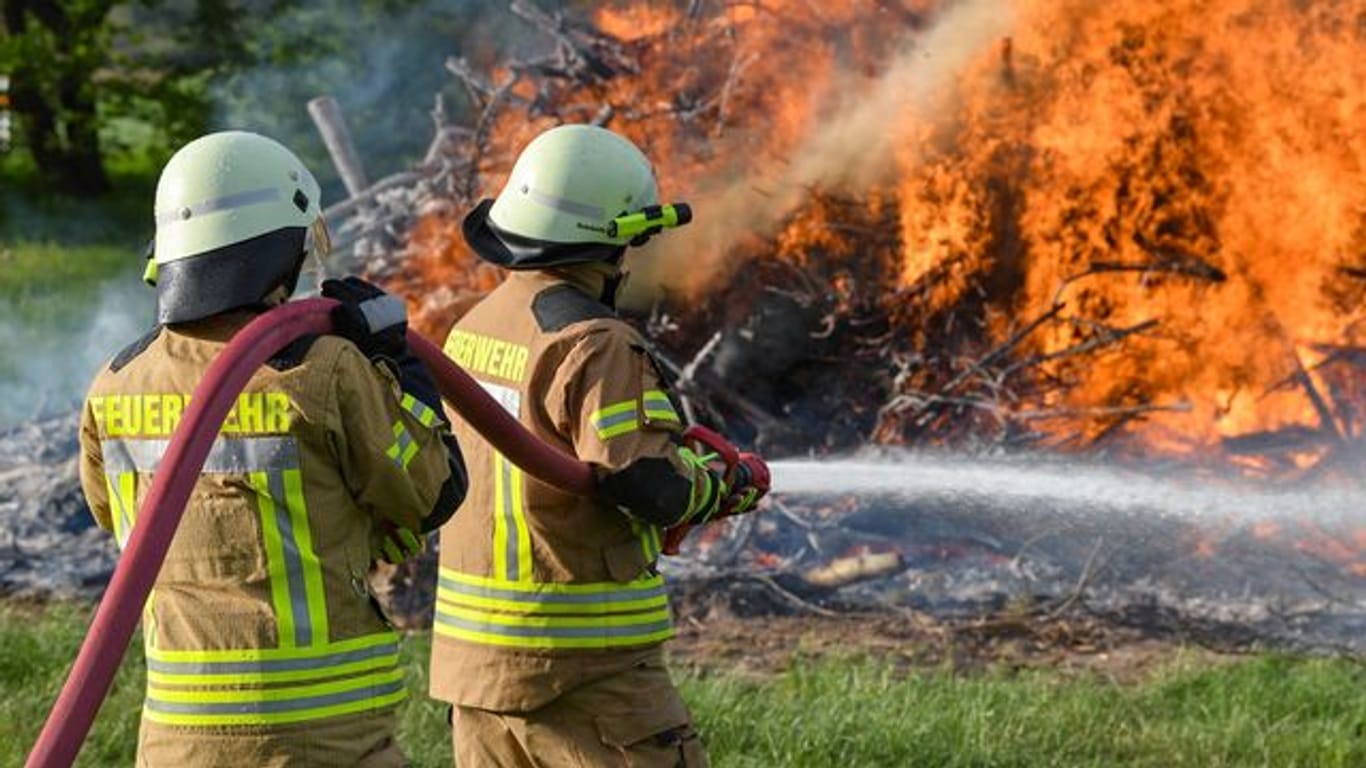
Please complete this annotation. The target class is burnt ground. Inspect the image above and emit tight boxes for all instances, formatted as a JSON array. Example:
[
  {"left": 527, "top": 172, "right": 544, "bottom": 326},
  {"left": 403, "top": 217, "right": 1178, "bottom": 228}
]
[{"left": 665, "top": 609, "right": 1233, "bottom": 681}]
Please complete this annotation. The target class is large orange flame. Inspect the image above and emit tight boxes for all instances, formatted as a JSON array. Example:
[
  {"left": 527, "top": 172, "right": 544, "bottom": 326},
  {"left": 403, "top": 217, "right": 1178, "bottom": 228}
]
[{"left": 405, "top": 0, "right": 1366, "bottom": 467}]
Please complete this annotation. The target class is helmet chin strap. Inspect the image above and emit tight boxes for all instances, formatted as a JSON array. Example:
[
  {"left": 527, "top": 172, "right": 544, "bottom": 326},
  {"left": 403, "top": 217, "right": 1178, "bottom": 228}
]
[{"left": 601, "top": 271, "right": 624, "bottom": 309}]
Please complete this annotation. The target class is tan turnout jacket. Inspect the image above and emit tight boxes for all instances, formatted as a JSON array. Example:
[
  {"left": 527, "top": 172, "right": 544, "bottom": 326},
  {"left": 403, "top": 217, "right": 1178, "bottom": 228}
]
[
  {"left": 429, "top": 270, "right": 714, "bottom": 715},
  {"left": 78, "top": 310, "right": 455, "bottom": 766}
]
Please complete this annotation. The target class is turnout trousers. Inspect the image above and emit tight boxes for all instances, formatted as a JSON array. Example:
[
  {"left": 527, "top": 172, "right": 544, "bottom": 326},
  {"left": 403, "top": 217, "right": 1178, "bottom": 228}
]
[{"left": 452, "top": 655, "right": 708, "bottom": 767}]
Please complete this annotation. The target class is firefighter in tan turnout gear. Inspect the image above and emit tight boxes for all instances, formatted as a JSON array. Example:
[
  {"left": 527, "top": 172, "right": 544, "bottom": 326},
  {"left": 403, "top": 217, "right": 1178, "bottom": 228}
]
[
  {"left": 77, "top": 131, "right": 468, "bottom": 767},
  {"left": 430, "top": 124, "right": 770, "bottom": 766}
]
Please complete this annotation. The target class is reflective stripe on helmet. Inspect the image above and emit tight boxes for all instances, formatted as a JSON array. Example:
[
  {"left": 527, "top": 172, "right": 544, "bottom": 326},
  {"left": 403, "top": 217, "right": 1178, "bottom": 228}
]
[{"left": 154, "top": 186, "right": 282, "bottom": 228}]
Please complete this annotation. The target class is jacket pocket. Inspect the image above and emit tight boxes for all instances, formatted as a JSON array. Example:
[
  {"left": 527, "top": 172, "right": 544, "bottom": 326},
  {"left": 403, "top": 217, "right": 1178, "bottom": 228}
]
[{"left": 594, "top": 710, "right": 702, "bottom": 767}]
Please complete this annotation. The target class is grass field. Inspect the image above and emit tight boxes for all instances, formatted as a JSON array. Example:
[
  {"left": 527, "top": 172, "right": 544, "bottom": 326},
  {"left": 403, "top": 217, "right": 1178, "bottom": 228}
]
[{"left": 2, "top": 603, "right": 1363, "bottom": 767}]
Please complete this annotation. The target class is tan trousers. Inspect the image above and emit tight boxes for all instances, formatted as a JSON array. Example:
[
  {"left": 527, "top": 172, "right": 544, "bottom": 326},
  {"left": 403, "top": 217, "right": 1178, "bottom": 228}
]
[
  {"left": 452, "top": 656, "right": 708, "bottom": 767},
  {"left": 137, "top": 709, "right": 406, "bottom": 767}
]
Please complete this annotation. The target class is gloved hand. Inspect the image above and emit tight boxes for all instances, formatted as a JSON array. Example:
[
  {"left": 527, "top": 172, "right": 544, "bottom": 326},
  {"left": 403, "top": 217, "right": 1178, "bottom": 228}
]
[
  {"left": 323, "top": 277, "right": 443, "bottom": 413},
  {"left": 372, "top": 521, "right": 425, "bottom": 565},
  {"left": 661, "top": 428, "right": 770, "bottom": 555},
  {"left": 322, "top": 277, "right": 408, "bottom": 366},
  {"left": 718, "top": 451, "right": 771, "bottom": 518}
]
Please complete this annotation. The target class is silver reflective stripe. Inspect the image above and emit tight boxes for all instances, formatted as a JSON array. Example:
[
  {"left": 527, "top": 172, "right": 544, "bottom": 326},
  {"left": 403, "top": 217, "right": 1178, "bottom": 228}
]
[
  {"left": 102, "top": 437, "right": 300, "bottom": 475},
  {"left": 155, "top": 187, "right": 281, "bottom": 227},
  {"left": 108, "top": 473, "right": 134, "bottom": 549},
  {"left": 594, "top": 410, "right": 637, "bottom": 432},
  {"left": 359, "top": 294, "right": 406, "bottom": 332},
  {"left": 437, "top": 576, "right": 666, "bottom": 606},
  {"left": 434, "top": 612, "right": 673, "bottom": 640},
  {"left": 146, "top": 641, "right": 398, "bottom": 675},
  {"left": 144, "top": 678, "right": 405, "bottom": 716},
  {"left": 500, "top": 458, "right": 519, "bottom": 581},
  {"left": 526, "top": 187, "right": 605, "bottom": 220},
  {"left": 266, "top": 472, "right": 313, "bottom": 647},
  {"left": 401, "top": 395, "right": 439, "bottom": 427}
]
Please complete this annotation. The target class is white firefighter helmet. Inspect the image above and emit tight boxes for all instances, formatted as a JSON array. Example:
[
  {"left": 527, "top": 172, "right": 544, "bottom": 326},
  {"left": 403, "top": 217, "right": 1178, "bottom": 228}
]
[
  {"left": 147, "top": 131, "right": 331, "bottom": 324},
  {"left": 463, "top": 124, "right": 690, "bottom": 269}
]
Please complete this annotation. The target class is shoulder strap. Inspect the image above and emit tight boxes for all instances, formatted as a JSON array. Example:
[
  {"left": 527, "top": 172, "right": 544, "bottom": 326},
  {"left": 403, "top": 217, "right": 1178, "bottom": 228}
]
[
  {"left": 532, "top": 284, "right": 614, "bottom": 333},
  {"left": 109, "top": 326, "right": 163, "bottom": 372}
]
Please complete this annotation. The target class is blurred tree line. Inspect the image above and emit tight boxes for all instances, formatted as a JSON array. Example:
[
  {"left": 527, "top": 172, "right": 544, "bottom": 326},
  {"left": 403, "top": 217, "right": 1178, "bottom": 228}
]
[{"left": 0, "top": 0, "right": 570, "bottom": 201}]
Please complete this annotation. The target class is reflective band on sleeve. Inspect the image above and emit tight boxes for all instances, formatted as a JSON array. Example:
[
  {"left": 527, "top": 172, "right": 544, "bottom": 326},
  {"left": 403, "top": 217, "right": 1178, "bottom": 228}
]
[
  {"left": 642, "top": 390, "right": 680, "bottom": 424},
  {"left": 590, "top": 400, "right": 640, "bottom": 440},
  {"left": 102, "top": 436, "right": 300, "bottom": 475},
  {"left": 385, "top": 422, "right": 419, "bottom": 469},
  {"left": 399, "top": 393, "right": 442, "bottom": 427}
]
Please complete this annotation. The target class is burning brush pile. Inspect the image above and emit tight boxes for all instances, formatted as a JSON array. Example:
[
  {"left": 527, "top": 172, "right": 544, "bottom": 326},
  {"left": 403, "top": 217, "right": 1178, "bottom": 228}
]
[
  {"left": 3, "top": 0, "right": 1364, "bottom": 655},
  {"left": 338, "top": 0, "right": 1366, "bottom": 651}
]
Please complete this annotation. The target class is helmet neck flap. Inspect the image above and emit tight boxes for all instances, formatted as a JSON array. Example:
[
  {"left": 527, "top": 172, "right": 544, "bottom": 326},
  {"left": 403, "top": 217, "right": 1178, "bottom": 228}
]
[{"left": 156, "top": 228, "right": 306, "bottom": 325}]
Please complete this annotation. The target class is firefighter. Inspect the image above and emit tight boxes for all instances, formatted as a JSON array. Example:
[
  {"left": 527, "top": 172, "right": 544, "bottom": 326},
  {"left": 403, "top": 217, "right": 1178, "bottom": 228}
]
[
  {"left": 77, "top": 131, "right": 468, "bottom": 767},
  {"left": 429, "top": 124, "right": 769, "bottom": 766}
]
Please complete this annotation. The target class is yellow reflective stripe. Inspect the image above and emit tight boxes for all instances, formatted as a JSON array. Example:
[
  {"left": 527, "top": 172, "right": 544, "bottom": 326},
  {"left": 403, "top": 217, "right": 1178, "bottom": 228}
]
[
  {"left": 433, "top": 612, "right": 674, "bottom": 650},
  {"left": 400, "top": 393, "right": 441, "bottom": 427},
  {"left": 491, "top": 453, "right": 532, "bottom": 582},
  {"left": 435, "top": 585, "right": 667, "bottom": 616},
  {"left": 642, "top": 390, "right": 680, "bottom": 423},
  {"left": 590, "top": 400, "right": 637, "bottom": 422},
  {"left": 591, "top": 399, "right": 641, "bottom": 439},
  {"left": 436, "top": 601, "right": 670, "bottom": 629},
  {"left": 146, "top": 631, "right": 396, "bottom": 663},
  {"left": 438, "top": 567, "right": 664, "bottom": 595},
  {"left": 106, "top": 472, "right": 137, "bottom": 549},
  {"left": 142, "top": 684, "right": 406, "bottom": 727},
  {"left": 631, "top": 519, "right": 661, "bottom": 563},
  {"left": 386, "top": 421, "right": 418, "bottom": 469},
  {"left": 510, "top": 461, "right": 531, "bottom": 582},
  {"left": 283, "top": 469, "right": 328, "bottom": 645},
  {"left": 143, "top": 688, "right": 407, "bottom": 728},
  {"left": 492, "top": 453, "right": 511, "bottom": 581},
  {"left": 147, "top": 668, "right": 402, "bottom": 704},
  {"left": 147, "top": 653, "right": 396, "bottom": 686},
  {"left": 251, "top": 471, "right": 296, "bottom": 649}
]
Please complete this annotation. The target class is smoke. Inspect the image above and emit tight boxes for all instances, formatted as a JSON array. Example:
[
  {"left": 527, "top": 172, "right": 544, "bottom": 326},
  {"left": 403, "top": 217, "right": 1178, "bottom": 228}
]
[
  {"left": 210, "top": 0, "right": 521, "bottom": 205},
  {"left": 0, "top": 270, "right": 152, "bottom": 429},
  {"left": 637, "top": 0, "right": 1015, "bottom": 300}
]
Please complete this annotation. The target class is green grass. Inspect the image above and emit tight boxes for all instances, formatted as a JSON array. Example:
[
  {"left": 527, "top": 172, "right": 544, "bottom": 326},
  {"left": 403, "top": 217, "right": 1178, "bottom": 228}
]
[
  {"left": 0, "top": 241, "right": 136, "bottom": 301},
  {"left": 2, "top": 604, "right": 1363, "bottom": 767}
]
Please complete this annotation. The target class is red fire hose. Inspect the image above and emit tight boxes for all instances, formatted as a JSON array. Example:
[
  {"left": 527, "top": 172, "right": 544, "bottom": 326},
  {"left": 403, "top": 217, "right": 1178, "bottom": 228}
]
[{"left": 25, "top": 298, "right": 594, "bottom": 768}]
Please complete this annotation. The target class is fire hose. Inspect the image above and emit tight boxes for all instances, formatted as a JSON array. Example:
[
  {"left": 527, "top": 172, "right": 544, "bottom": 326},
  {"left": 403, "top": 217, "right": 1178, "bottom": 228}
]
[{"left": 25, "top": 298, "right": 595, "bottom": 768}]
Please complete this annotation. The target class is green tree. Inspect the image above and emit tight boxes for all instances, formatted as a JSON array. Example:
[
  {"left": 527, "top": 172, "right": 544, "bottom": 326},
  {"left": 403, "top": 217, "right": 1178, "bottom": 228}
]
[{"left": 0, "top": 0, "right": 116, "bottom": 195}]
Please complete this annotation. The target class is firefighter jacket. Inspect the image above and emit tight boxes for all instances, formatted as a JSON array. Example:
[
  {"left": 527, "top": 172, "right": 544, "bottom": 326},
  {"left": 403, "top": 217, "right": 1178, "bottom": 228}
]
[
  {"left": 77, "top": 309, "right": 463, "bottom": 756},
  {"left": 429, "top": 270, "right": 724, "bottom": 712}
]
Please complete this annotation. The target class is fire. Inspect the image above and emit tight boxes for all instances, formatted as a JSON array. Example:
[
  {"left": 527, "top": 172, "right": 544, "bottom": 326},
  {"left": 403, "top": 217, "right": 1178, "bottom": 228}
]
[{"left": 404, "top": 0, "right": 1366, "bottom": 468}]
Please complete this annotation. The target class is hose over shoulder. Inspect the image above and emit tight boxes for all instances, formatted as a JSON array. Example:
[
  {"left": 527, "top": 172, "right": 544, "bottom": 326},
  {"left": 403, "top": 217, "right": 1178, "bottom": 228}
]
[{"left": 27, "top": 298, "right": 593, "bottom": 768}]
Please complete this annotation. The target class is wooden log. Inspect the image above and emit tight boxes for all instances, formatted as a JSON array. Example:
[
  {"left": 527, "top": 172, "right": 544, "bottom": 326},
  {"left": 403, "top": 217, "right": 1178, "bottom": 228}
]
[
  {"left": 307, "top": 96, "right": 371, "bottom": 198},
  {"left": 801, "top": 550, "right": 904, "bottom": 590}
]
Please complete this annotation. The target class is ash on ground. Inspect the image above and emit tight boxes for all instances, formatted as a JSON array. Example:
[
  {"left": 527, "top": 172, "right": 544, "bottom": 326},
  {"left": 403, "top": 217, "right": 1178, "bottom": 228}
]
[{"left": 5, "top": 417, "right": 1363, "bottom": 657}]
